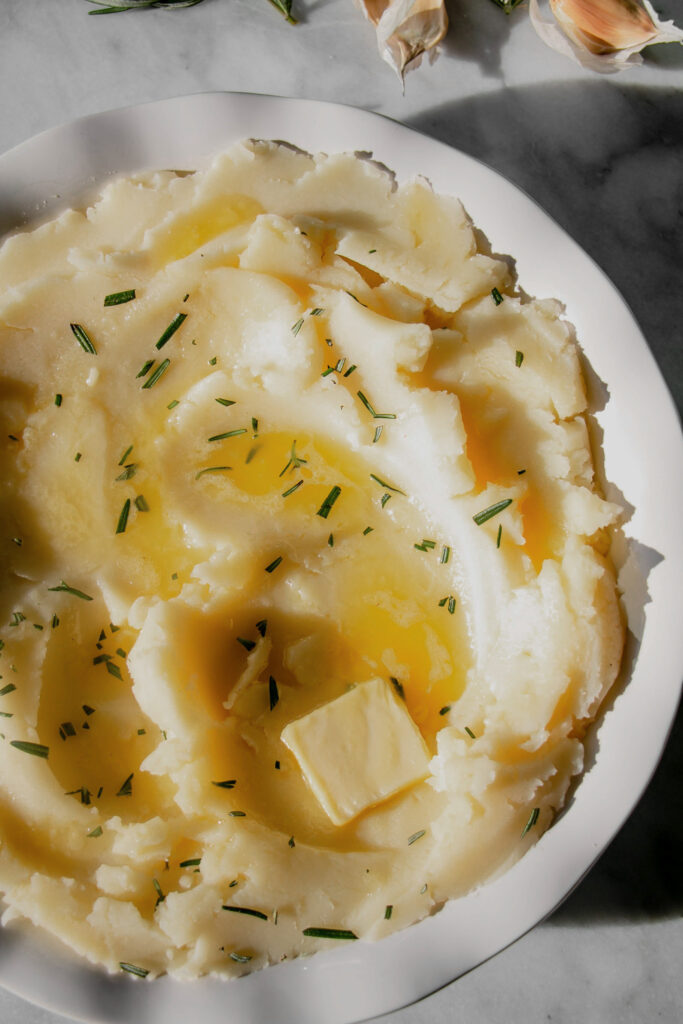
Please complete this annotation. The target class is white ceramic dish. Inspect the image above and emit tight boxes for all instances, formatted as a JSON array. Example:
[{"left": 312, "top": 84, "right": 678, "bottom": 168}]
[{"left": 0, "top": 93, "right": 681, "bottom": 1024}]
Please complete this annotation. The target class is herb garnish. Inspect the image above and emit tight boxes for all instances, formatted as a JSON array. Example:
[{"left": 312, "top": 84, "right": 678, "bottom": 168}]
[
  {"left": 208, "top": 428, "right": 247, "bottom": 442},
  {"left": 55, "top": 393, "right": 63, "bottom": 407},
  {"left": 237, "top": 637, "right": 256, "bottom": 652},
  {"left": 155, "top": 312, "right": 186, "bottom": 350},
  {"left": 281, "top": 479, "right": 303, "bottom": 498},
  {"left": 212, "top": 779, "right": 236, "bottom": 789},
  {"left": 87, "top": 826, "right": 103, "bottom": 838},
  {"left": 370, "top": 473, "right": 404, "bottom": 495},
  {"left": 216, "top": 398, "right": 236, "bottom": 407},
  {"left": 279, "top": 440, "right": 307, "bottom": 477},
  {"left": 137, "top": 359, "right": 155, "bottom": 379},
  {"left": 134, "top": 494, "right": 149, "bottom": 511},
  {"left": 269, "top": 675, "right": 279, "bottom": 710},
  {"left": 264, "top": 556, "right": 283, "bottom": 574},
  {"left": 465, "top": 726, "right": 476, "bottom": 739},
  {"left": 70, "top": 323, "right": 97, "bottom": 354},
  {"left": 116, "top": 463, "right": 137, "bottom": 481},
  {"left": 222, "top": 906, "right": 268, "bottom": 921},
  {"left": 229, "top": 951, "right": 252, "bottom": 963},
  {"left": 357, "top": 391, "right": 396, "bottom": 420},
  {"left": 291, "top": 317, "right": 304, "bottom": 336},
  {"left": 118, "top": 445, "right": 133, "bottom": 466},
  {"left": 407, "top": 829, "right": 426, "bottom": 845},
  {"left": 491, "top": 287, "right": 504, "bottom": 306},
  {"left": 116, "top": 772, "right": 133, "bottom": 796},
  {"left": 195, "top": 466, "right": 232, "bottom": 479},
  {"left": 521, "top": 807, "right": 540, "bottom": 837},
  {"left": 179, "top": 858, "right": 201, "bottom": 869},
  {"left": 515, "top": 350, "right": 524, "bottom": 367},
  {"left": 473, "top": 498, "right": 512, "bottom": 525},
  {"left": 104, "top": 289, "right": 136, "bottom": 306},
  {"left": 48, "top": 580, "right": 93, "bottom": 601},
  {"left": 119, "top": 962, "right": 148, "bottom": 978},
  {"left": 316, "top": 485, "right": 341, "bottom": 519},
  {"left": 384, "top": 905, "right": 393, "bottom": 920},
  {"left": 390, "top": 677, "right": 405, "bottom": 700},
  {"left": 116, "top": 499, "right": 131, "bottom": 534},
  {"left": 302, "top": 927, "right": 358, "bottom": 940},
  {"left": 255, "top": 619, "right": 267, "bottom": 637},
  {"left": 141, "top": 358, "right": 170, "bottom": 388},
  {"left": 10, "top": 740, "right": 49, "bottom": 758},
  {"left": 496, "top": 524, "right": 502, "bottom": 548},
  {"left": 0, "top": 683, "right": 16, "bottom": 696}
]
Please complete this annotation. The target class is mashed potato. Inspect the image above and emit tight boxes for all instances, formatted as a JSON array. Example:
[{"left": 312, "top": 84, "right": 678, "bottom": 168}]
[{"left": 0, "top": 140, "right": 623, "bottom": 979}]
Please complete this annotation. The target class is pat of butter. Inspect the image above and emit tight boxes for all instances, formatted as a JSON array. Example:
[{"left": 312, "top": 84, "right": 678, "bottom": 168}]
[{"left": 281, "top": 678, "right": 430, "bottom": 826}]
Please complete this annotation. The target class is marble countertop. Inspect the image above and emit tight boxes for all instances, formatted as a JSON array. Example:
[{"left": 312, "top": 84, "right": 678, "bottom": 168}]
[{"left": 0, "top": 1, "right": 681, "bottom": 1022}]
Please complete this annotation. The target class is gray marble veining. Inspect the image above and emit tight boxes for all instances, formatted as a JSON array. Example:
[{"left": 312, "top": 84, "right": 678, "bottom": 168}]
[{"left": 0, "top": 1, "right": 681, "bottom": 1021}]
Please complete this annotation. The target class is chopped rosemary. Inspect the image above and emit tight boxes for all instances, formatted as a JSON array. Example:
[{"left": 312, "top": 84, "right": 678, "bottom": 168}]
[
  {"left": 87, "top": 826, "right": 103, "bottom": 838},
  {"left": 327, "top": 533, "right": 334, "bottom": 547},
  {"left": 75, "top": 452, "right": 82, "bottom": 462},
  {"left": 116, "top": 499, "right": 131, "bottom": 534},
  {"left": 134, "top": 494, "right": 149, "bottom": 511},
  {"left": 465, "top": 726, "right": 477, "bottom": 739},
  {"left": 141, "top": 358, "right": 170, "bottom": 389},
  {"left": 229, "top": 952, "right": 252, "bottom": 963},
  {"left": 473, "top": 498, "right": 512, "bottom": 525},
  {"left": 496, "top": 524, "right": 502, "bottom": 548},
  {"left": 118, "top": 445, "right": 133, "bottom": 465},
  {"left": 291, "top": 317, "right": 304, "bottom": 336},
  {"left": 153, "top": 878, "right": 165, "bottom": 906},
  {"left": 212, "top": 779, "right": 236, "bottom": 789},
  {"left": 491, "top": 287, "right": 504, "bottom": 306},
  {"left": 264, "top": 556, "right": 283, "bottom": 574},
  {"left": 390, "top": 677, "right": 405, "bottom": 700},
  {"left": 104, "top": 289, "right": 135, "bottom": 306},
  {"left": 363, "top": 526, "right": 373, "bottom": 535},
  {"left": 136, "top": 359, "right": 155, "bottom": 379},
  {"left": 344, "top": 364, "right": 357, "bottom": 377},
  {"left": 155, "top": 312, "right": 186, "bottom": 350},
  {"left": 116, "top": 463, "right": 137, "bottom": 481},
  {"left": 521, "top": 807, "right": 540, "bottom": 838},
  {"left": 70, "top": 323, "right": 97, "bottom": 354},
  {"left": 288, "top": 835, "right": 295, "bottom": 848},
  {"left": 10, "top": 740, "right": 49, "bottom": 758},
  {"left": 316, "top": 485, "right": 341, "bottom": 519},
  {"left": 237, "top": 637, "right": 256, "bottom": 652},
  {"left": 302, "top": 927, "right": 357, "bottom": 940},
  {"left": 222, "top": 906, "right": 268, "bottom": 921},
  {"left": 279, "top": 440, "right": 307, "bottom": 477},
  {"left": 384, "top": 905, "right": 393, "bottom": 920},
  {"left": 440, "top": 545, "right": 450, "bottom": 564},
  {"left": 255, "top": 619, "right": 267, "bottom": 637},
  {"left": 54, "top": 393, "right": 63, "bottom": 407},
  {"left": 216, "top": 398, "right": 236, "bottom": 407},
  {"left": 179, "top": 858, "right": 201, "bottom": 869},
  {"left": 195, "top": 466, "right": 232, "bottom": 479},
  {"left": 208, "top": 428, "right": 247, "bottom": 442},
  {"left": 310, "top": 307, "right": 324, "bottom": 317},
  {"left": 515, "top": 350, "right": 524, "bottom": 367},
  {"left": 83, "top": 704, "right": 95, "bottom": 715},
  {"left": 372, "top": 425, "right": 383, "bottom": 444},
  {"left": 106, "top": 660, "right": 123, "bottom": 680},
  {"left": 407, "top": 829, "right": 426, "bottom": 845},
  {"left": 116, "top": 772, "right": 133, "bottom": 796},
  {"left": 281, "top": 479, "right": 303, "bottom": 498},
  {"left": 269, "top": 675, "right": 279, "bottom": 711},
  {"left": 0, "top": 683, "right": 16, "bottom": 696},
  {"left": 448, "top": 596, "right": 456, "bottom": 615},
  {"left": 48, "top": 580, "right": 93, "bottom": 601},
  {"left": 229, "top": 810, "right": 246, "bottom": 817},
  {"left": 381, "top": 493, "right": 391, "bottom": 508},
  {"left": 60, "top": 721, "right": 77, "bottom": 738},
  {"left": 439, "top": 706, "right": 450, "bottom": 716},
  {"left": 357, "top": 391, "right": 396, "bottom": 420},
  {"left": 370, "top": 473, "right": 404, "bottom": 495},
  {"left": 119, "top": 962, "right": 148, "bottom": 978}
]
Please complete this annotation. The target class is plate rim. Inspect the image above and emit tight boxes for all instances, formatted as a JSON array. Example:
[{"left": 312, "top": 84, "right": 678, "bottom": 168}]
[{"left": 0, "top": 91, "right": 681, "bottom": 1024}]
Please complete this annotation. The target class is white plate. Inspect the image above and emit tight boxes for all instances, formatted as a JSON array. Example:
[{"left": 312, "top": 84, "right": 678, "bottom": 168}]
[{"left": 0, "top": 93, "right": 681, "bottom": 1024}]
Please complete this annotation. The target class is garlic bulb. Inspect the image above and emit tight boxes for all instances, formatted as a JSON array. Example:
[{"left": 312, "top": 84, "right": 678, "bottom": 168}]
[
  {"left": 529, "top": 0, "right": 683, "bottom": 71},
  {"left": 356, "top": 0, "right": 449, "bottom": 79}
]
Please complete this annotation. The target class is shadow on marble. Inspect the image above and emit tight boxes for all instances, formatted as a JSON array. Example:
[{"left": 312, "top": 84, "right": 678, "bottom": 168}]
[
  {"left": 441, "top": 0, "right": 516, "bottom": 79},
  {"left": 404, "top": 80, "right": 683, "bottom": 413}
]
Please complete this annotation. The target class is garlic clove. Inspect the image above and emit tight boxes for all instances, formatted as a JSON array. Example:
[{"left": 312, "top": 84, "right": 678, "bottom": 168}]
[
  {"left": 530, "top": 0, "right": 683, "bottom": 72},
  {"left": 356, "top": 0, "right": 449, "bottom": 79},
  {"left": 549, "top": 0, "right": 658, "bottom": 53}
]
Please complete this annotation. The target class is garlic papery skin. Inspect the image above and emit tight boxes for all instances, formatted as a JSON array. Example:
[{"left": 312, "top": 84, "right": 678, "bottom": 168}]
[
  {"left": 529, "top": 0, "right": 683, "bottom": 72},
  {"left": 356, "top": 0, "right": 449, "bottom": 79}
]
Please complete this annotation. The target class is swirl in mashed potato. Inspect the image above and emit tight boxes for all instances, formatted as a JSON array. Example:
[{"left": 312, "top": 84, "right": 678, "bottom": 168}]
[{"left": 0, "top": 141, "right": 623, "bottom": 978}]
